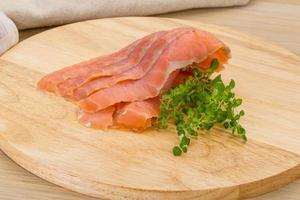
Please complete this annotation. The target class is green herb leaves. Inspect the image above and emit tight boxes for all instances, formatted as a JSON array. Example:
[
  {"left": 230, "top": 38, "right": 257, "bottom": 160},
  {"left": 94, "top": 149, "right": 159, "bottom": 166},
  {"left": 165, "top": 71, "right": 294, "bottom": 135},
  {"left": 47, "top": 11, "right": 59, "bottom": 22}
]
[{"left": 158, "top": 59, "right": 247, "bottom": 156}]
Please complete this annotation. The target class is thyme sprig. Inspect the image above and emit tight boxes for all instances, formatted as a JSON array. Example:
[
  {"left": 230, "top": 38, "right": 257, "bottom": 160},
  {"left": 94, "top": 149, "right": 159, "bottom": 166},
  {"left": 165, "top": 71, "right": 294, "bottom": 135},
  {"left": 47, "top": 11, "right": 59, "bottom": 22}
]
[{"left": 158, "top": 59, "right": 246, "bottom": 156}]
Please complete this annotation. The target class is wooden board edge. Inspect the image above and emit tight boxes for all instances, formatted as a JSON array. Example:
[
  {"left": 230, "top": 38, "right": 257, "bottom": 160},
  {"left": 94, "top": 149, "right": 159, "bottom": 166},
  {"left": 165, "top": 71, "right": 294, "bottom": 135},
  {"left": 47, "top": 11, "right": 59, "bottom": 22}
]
[
  {"left": 0, "top": 143, "right": 237, "bottom": 200},
  {"left": 0, "top": 132, "right": 299, "bottom": 200},
  {"left": 2, "top": 17, "right": 300, "bottom": 65},
  {"left": 149, "top": 17, "right": 300, "bottom": 60},
  {"left": 0, "top": 17, "right": 300, "bottom": 199},
  {"left": 239, "top": 163, "right": 300, "bottom": 199}
]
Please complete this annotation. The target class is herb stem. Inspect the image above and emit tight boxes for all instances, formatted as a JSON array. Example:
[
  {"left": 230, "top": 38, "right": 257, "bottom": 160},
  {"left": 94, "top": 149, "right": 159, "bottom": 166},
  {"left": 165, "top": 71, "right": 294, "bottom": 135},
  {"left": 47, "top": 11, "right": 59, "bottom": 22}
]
[{"left": 158, "top": 59, "right": 247, "bottom": 156}]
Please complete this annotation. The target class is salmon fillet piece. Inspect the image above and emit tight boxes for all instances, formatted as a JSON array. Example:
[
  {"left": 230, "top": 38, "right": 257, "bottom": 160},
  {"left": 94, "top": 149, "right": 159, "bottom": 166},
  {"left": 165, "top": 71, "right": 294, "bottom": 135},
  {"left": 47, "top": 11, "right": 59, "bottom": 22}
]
[
  {"left": 113, "top": 97, "right": 160, "bottom": 131},
  {"left": 78, "top": 29, "right": 230, "bottom": 112},
  {"left": 78, "top": 72, "right": 188, "bottom": 131},
  {"left": 38, "top": 27, "right": 231, "bottom": 131},
  {"left": 78, "top": 99, "right": 159, "bottom": 131},
  {"left": 38, "top": 31, "right": 158, "bottom": 92},
  {"left": 56, "top": 31, "right": 164, "bottom": 97},
  {"left": 111, "top": 71, "right": 191, "bottom": 131},
  {"left": 78, "top": 106, "right": 116, "bottom": 129},
  {"left": 71, "top": 28, "right": 193, "bottom": 100}
]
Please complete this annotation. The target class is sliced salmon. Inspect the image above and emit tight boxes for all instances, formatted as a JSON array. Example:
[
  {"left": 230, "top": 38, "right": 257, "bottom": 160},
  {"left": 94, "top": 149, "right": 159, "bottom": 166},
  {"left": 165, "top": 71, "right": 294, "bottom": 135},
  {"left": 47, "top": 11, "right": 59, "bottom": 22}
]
[
  {"left": 113, "top": 97, "right": 160, "bottom": 131},
  {"left": 76, "top": 71, "right": 188, "bottom": 131},
  {"left": 78, "top": 29, "right": 229, "bottom": 112},
  {"left": 71, "top": 28, "right": 193, "bottom": 100},
  {"left": 78, "top": 106, "right": 115, "bottom": 129},
  {"left": 162, "top": 70, "right": 191, "bottom": 90},
  {"left": 38, "top": 31, "right": 159, "bottom": 92},
  {"left": 55, "top": 31, "right": 163, "bottom": 97},
  {"left": 38, "top": 27, "right": 231, "bottom": 131}
]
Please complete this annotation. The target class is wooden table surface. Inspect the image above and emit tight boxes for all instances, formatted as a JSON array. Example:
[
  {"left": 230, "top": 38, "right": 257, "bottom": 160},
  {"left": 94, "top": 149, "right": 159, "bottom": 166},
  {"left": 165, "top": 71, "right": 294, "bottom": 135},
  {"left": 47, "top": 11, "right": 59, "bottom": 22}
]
[{"left": 1, "top": 0, "right": 299, "bottom": 199}]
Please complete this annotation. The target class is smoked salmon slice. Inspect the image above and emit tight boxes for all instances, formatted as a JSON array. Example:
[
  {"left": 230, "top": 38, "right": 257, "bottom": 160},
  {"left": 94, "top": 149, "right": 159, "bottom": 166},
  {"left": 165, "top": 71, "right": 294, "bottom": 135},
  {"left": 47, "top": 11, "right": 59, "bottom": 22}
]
[
  {"left": 55, "top": 31, "right": 163, "bottom": 97},
  {"left": 77, "top": 71, "right": 188, "bottom": 131},
  {"left": 38, "top": 30, "right": 160, "bottom": 92},
  {"left": 113, "top": 98, "right": 160, "bottom": 131},
  {"left": 38, "top": 27, "right": 231, "bottom": 131},
  {"left": 70, "top": 28, "right": 193, "bottom": 100},
  {"left": 78, "top": 106, "right": 116, "bottom": 129},
  {"left": 78, "top": 29, "right": 230, "bottom": 113}
]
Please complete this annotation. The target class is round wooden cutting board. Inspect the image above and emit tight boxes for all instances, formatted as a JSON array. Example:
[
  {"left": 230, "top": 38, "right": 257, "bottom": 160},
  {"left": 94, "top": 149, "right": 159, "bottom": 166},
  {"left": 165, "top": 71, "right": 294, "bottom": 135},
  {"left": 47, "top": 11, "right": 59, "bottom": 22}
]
[{"left": 0, "top": 17, "right": 299, "bottom": 200}]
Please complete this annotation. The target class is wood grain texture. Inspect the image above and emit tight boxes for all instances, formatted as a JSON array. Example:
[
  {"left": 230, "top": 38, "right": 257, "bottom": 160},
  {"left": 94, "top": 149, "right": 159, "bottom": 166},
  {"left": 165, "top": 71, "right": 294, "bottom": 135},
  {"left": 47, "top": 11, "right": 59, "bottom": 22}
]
[
  {"left": 0, "top": 151, "right": 98, "bottom": 200},
  {"left": 0, "top": 17, "right": 299, "bottom": 200},
  {"left": 2, "top": 1, "right": 299, "bottom": 199},
  {"left": 162, "top": 0, "right": 300, "bottom": 56}
]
